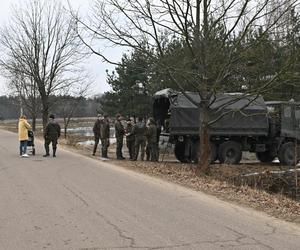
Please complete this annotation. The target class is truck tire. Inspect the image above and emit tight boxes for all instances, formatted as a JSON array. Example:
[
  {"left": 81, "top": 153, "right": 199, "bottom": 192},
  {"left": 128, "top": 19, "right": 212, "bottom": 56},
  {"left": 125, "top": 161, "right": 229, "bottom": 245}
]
[
  {"left": 210, "top": 143, "right": 218, "bottom": 163},
  {"left": 174, "top": 142, "right": 189, "bottom": 163},
  {"left": 256, "top": 151, "right": 276, "bottom": 163},
  {"left": 219, "top": 141, "right": 242, "bottom": 164},
  {"left": 192, "top": 142, "right": 218, "bottom": 164},
  {"left": 194, "top": 142, "right": 218, "bottom": 164},
  {"left": 175, "top": 141, "right": 217, "bottom": 164},
  {"left": 278, "top": 142, "right": 297, "bottom": 166}
]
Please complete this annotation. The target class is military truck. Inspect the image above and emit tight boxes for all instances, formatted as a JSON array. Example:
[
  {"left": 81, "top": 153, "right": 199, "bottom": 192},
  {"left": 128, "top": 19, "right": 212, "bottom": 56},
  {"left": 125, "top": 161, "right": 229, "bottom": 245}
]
[{"left": 153, "top": 89, "right": 300, "bottom": 165}]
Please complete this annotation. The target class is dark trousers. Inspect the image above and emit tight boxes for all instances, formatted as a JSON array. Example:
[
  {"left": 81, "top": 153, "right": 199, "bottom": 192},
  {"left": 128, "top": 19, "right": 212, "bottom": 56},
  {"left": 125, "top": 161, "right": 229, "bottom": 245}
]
[
  {"left": 134, "top": 137, "right": 146, "bottom": 160},
  {"left": 126, "top": 139, "right": 135, "bottom": 159},
  {"left": 154, "top": 143, "right": 159, "bottom": 161},
  {"left": 93, "top": 136, "right": 100, "bottom": 154},
  {"left": 116, "top": 136, "right": 124, "bottom": 158},
  {"left": 101, "top": 138, "right": 109, "bottom": 158},
  {"left": 20, "top": 140, "right": 28, "bottom": 155},
  {"left": 146, "top": 143, "right": 150, "bottom": 161},
  {"left": 44, "top": 137, "right": 58, "bottom": 156},
  {"left": 147, "top": 142, "right": 158, "bottom": 161}
]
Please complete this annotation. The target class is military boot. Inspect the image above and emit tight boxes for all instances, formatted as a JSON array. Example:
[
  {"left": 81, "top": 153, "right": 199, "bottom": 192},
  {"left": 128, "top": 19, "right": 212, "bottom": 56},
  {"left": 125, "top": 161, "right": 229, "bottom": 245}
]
[
  {"left": 103, "top": 148, "right": 108, "bottom": 158},
  {"left": 43, "top": 143, "right": 50, "bottom": 157},
  {"left": 53, "top": 148, "right": 57, "bottom": 157},
  {"left": 43, "top": 150, "right": 50, "bottom": 157}
]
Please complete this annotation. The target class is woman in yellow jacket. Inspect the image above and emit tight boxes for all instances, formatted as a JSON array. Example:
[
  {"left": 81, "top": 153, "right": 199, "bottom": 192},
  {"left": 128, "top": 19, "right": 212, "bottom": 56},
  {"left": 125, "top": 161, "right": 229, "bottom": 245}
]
[{"left": 18, "top": 115, "right": 32, "bottom": 157}]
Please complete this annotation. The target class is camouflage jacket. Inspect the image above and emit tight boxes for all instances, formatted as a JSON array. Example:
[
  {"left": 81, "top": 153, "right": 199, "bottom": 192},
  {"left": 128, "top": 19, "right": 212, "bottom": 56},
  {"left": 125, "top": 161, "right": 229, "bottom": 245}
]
[
  {"left": 133, "top": 121, "right": 146, "bottom": 139},
  {"left": 93, "top": 119, "right": 102, "bottom": 138},
  {"left": 100, "top": 119, "right": 110, "bottom": 139},
  {"left": 125, "top": 123, "right": 135, "bottom": 142},
  {"left": 115, "top": 120, "right": 125, "bottom": 138},
  {"left": 44, "top": 119, "right": 61, "bottom": 138},
  {"left": 146, "top": 124, "right": 157, "bottom": 143}
]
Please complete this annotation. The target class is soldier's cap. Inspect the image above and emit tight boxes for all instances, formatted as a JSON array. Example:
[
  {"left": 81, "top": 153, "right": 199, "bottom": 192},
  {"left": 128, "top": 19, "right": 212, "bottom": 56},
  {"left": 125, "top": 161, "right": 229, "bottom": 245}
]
[
  {"left": 97, "top": 114, "right": 102, "bottom": 117},
  {"left": 49, "top": 114, "right": 55, "bottom": 119}
]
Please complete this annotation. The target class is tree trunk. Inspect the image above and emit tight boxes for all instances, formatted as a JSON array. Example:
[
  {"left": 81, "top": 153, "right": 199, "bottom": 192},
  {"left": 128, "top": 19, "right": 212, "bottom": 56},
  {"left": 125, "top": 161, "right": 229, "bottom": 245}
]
[
  {"left": 42, "top": 104, "right": 49, "bottom": 131},
  {"left": 196, "top": 103, "right": 211, "bottom": 175},
  {"left": 40, "top": 93, "right": 49, "bottom": 130},
  {"left": 64, "top": 126, "right": 67, "bottom": 139},
  {"left": 195, "top": 0, "right": 210, "bottom": 176},
  {"left": 64, "top": 118, "right": 68, "bottom": 139},
  {"left": 31, "top": 115, "right": 36, "bottom": 131}
]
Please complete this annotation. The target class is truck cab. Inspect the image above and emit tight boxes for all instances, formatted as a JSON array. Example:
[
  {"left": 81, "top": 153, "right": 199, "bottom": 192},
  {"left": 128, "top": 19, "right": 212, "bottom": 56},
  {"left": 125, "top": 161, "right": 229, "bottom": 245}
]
[
  {"left": 266, "top": 101, "right": 300, "bottom": 165},
  {"left": 267, "top": 101, "right": 300, "bottom": 140}
]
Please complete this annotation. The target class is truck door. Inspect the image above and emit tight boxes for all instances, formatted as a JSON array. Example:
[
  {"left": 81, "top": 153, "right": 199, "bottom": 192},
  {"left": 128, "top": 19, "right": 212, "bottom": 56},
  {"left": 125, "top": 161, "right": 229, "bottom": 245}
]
[
  {"left": 281, "top": 104, "right": 294, "bottom": 138},
  {"left": 294, "top": 105, "right": 300, "bottom": 140}
]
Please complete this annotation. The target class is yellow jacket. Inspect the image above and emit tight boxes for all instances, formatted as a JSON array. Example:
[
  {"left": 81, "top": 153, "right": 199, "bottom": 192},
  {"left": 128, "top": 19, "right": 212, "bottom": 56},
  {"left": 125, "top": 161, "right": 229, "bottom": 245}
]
[{"left": 18, "top": 118, "right": 32, "bottom": 141}]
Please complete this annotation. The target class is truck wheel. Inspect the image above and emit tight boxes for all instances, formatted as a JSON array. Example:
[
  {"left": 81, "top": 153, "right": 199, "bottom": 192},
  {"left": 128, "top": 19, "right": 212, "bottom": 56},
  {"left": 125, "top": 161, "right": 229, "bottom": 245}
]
[
  {"left": 194, "top": 142, "right": 217, "bottom": 164},
  {"left": 219, "top": 141, "right": 242, "bottom": 164},
  {"left": 174, "top": 142, "right": 189, "bottom": 163},
  {"left": 278, "top": 142, "right": 296, "bottom": 166},
  {"left": 210, "top": 143, "right": 218, "bottom": 163},
  {"left": 256, "top": 151, "right": 276, "bottom": 163}
]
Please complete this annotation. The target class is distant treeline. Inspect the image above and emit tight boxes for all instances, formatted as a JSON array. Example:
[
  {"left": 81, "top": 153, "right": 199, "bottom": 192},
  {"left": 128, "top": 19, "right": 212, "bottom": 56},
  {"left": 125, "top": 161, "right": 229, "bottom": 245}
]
[{"left": 0, "top": 95, "right": 102, "bottom": 120}]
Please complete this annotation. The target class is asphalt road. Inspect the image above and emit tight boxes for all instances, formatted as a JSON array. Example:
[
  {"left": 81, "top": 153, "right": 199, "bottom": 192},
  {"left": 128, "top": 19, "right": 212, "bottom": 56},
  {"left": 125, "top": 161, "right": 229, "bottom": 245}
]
[{"left": 0, "top": 129, "right": 300, "bottom": 250}]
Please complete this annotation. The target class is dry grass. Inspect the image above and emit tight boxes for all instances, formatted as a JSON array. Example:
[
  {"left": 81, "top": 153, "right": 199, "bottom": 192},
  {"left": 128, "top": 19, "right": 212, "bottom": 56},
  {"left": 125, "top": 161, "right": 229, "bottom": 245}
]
[
  {"left": 64, "top": 135, "right": 300, "bottom": 224},
  {"left": 107, "top": 160, "right": 300, "bottom": 224}
]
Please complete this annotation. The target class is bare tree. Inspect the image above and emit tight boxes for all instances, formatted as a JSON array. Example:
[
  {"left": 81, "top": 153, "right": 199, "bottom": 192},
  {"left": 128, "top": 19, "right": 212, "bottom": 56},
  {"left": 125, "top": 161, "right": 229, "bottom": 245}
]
[
  {"left": 58, "top": 75, "right": 92, "bottom": 138},
  {"left": 73, "top": 0, "right": 297, "bottom": 174},
  {"left": 7, "top": 72, "right": 40, "bottom": 131},
  {"left": 0, "top": 0, "right": 87, "bottom": 129}
]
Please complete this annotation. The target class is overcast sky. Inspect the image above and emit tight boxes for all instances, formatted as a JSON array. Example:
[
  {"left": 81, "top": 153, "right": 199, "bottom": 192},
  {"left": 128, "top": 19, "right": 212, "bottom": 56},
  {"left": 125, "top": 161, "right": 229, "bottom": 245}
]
[{"left": 0, "top": 0, "right": 124, "bottom": 96}]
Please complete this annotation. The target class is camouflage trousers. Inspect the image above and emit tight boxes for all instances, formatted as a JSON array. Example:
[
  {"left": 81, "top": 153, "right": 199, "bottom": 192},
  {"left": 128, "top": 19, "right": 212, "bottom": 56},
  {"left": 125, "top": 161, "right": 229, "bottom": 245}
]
[
  {"left": 93, "top": 136, "right": 100, "bottom": 155},
  {"left": 44, "top": 136, "right": 58, "bottom": 156},
  {"left": 116, "top": 136, "right": 124, "bottom": 159},
  {"left": 126, "top": 139, "right": 135, "bottom": 160},
  {"left": 146, "top": 142, "right": 159, "bottom": 161}
]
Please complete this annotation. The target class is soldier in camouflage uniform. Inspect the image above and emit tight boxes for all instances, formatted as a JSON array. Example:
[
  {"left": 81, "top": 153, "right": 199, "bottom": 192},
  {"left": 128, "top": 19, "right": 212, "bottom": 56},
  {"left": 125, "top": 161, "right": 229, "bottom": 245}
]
[
  {"left": 100, "top": 115, "right": 110, "bottom": 158},
  {"left": 115, "top": 114, "right": 125, "bottom": 159},
  {"left": 125, "top": 118, "right": 135, "bottom": 160},
  {"left": 133, "top": 117, "right": 147, "bottom": 161},
  {"left": 43, "top": 114, "right": 61, "bottom": 157},
  {"left": 146, "top": 118, "right": 158, "bottom": 161},
  {"left": 92, "top": 114, "right": 102, "bottom": 156}
]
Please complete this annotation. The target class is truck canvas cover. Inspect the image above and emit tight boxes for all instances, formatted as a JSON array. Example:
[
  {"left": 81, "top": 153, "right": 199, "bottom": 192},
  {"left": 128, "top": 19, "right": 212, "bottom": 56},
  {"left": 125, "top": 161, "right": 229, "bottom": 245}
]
[{"left": 165, "top": 92, "right": 269, "bottom": 136}]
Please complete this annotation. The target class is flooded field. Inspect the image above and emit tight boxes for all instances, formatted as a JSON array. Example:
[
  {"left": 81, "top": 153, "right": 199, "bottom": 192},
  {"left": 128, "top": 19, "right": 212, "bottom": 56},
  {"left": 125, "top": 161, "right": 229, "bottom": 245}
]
[{"left": 68, "top": 126, "right": 115, "bottom": 137}]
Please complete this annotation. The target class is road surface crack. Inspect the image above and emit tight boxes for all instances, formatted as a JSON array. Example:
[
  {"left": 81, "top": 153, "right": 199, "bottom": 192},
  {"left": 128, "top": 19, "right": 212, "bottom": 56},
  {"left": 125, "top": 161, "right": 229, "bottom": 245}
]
[
  {"left": 78, "top": 238, "right": 267, "bottom": 250},
  {"left": 95, "top": 211, "right": 136, "bottom": 247},
  {"left": 62, "top": 184, "right": 89, "bottom": 207},
  {"left": 225, "top": 226, "right": 274, "bottom": 250}
]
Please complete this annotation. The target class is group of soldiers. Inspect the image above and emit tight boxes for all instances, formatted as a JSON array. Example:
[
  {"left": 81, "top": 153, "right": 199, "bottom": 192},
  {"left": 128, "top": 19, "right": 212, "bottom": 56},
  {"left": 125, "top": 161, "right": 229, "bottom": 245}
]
[{"left": 92, "top": 114, "right": 159, "bottom": 161}]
